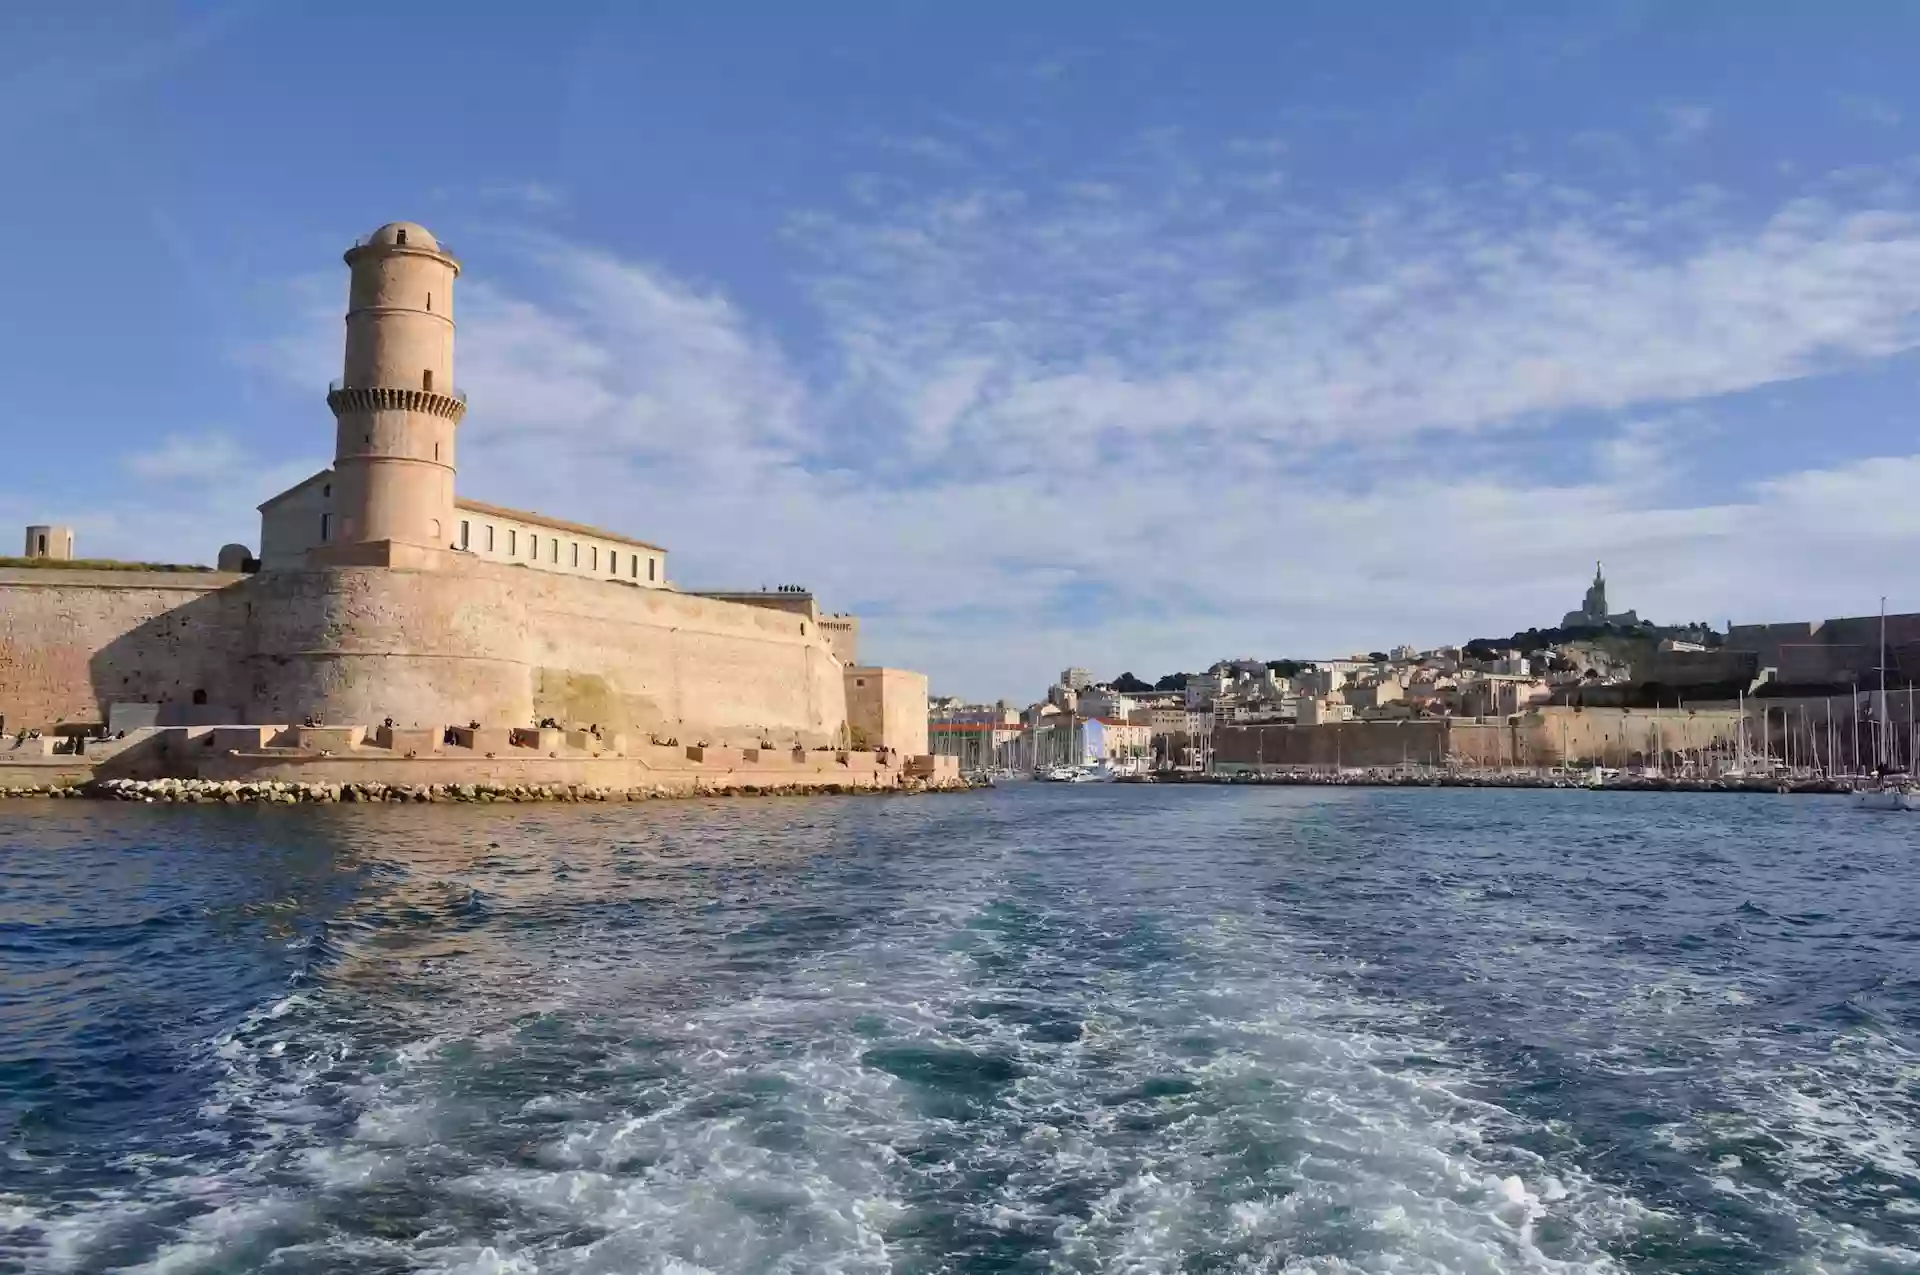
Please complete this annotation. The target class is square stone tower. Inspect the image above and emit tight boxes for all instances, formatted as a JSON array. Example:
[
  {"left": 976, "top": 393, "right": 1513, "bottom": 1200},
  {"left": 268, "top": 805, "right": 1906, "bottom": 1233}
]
[{"left": 21, "top": 525, "right": 75, "bottom": 560}]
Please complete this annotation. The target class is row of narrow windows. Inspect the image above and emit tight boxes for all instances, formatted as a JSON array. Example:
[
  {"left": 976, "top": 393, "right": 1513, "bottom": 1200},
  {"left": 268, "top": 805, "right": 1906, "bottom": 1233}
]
[
  {"left": 316, "top": 510, "right": 656, "bottom": 583},
  {"left": 456, "top": 519, "right": 655, "bottom": 580}
]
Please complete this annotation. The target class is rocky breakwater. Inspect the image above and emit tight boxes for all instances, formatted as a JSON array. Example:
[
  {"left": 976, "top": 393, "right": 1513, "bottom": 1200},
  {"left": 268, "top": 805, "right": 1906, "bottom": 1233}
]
[{"left": 2, "top": 775, "right": 974, "bottom": 804}]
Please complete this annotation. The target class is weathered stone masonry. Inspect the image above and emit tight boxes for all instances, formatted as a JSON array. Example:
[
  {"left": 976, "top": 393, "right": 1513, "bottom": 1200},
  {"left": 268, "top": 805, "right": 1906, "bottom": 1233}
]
[{"left": 0, "top": 561, "right": 849, "bottom": 747}]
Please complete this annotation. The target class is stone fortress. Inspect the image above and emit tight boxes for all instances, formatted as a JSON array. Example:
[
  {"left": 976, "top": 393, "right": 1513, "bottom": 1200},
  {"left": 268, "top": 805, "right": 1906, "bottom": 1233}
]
[{"left": 0, "top": 222, "right": 944, "bottom": 792}]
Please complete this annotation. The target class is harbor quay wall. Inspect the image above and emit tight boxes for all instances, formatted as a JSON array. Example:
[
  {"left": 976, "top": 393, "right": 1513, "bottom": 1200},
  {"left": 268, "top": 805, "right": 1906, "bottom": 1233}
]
[
  {"left": 1213, "top": 706, "right": 1748, "bottom": 771},
  {"left": 186, "top": 749, "right": 956, "bottom": 793},
  {"left": 1, "top": 724, "right": 962, "bottom": 792},
  {"left": 0, "top": 560, "right": 851, "bottom": 746}
]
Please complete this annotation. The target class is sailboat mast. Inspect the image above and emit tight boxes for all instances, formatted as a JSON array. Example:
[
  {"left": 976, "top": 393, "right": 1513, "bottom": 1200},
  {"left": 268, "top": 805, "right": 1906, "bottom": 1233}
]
[
  {"left": 1738, "top": 688, "right": 1747, "bottom": 771},
  {"left": 1880, "top": 597, "right": 1890, "bottom": 771}
]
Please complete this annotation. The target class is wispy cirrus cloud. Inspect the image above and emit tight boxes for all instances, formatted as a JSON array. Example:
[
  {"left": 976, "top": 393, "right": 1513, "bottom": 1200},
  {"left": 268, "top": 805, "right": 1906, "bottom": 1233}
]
[
  {"left": 788, "top": 169, "right": 1920, "bottom": 473},
  {"left": 125, "top": 432, "right": 250, "bottom": 483}
]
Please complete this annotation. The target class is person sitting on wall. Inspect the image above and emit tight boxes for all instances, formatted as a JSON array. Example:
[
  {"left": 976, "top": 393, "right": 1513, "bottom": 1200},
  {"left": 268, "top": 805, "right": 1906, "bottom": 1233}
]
[{"left": 383, "top": 717, "right": 394, "bottom": 730}]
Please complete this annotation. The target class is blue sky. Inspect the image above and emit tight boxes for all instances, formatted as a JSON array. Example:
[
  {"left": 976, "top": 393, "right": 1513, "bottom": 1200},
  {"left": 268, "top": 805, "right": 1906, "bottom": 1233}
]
[{"left": 7, "top": 2, "right": 1920, "bottom": 700}]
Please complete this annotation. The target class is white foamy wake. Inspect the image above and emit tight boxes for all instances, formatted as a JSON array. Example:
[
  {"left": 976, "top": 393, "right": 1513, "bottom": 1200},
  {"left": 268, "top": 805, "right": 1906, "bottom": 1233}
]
[
  {"left": 1407, "top": 854, "right": 1920, "bottom": 1274},
  {"left": 17, "top": 819, "right": 1915, "bottom": 1275}
]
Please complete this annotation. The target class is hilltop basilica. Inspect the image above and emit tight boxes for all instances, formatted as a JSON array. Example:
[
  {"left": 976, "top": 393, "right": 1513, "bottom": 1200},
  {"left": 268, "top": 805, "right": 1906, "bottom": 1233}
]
[{"left": 1561, "top": 561, "right": 1640, "bottom": 629}]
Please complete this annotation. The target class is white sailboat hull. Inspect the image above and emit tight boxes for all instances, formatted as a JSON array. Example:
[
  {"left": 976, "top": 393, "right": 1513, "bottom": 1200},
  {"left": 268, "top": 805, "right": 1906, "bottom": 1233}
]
[{"left": 1854, "top": 787, "right": 1920, "bottom": 811}]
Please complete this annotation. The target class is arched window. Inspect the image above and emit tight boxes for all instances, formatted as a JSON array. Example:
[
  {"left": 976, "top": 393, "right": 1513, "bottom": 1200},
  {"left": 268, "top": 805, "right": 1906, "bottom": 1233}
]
[
  {"left": 396, "top": 228, "right": 408, "bottom": 245},
  {"left": 191, "top": 689, "right": 208, "bottom": 706}
]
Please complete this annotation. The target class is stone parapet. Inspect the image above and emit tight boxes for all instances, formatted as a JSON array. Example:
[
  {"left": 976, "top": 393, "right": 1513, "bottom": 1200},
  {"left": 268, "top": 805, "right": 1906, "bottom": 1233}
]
[
  {"left": 450, "top": 726, "right": 514, "bottom": 754},
  {"left": 326, "top": 384, "right": 468, "bottom": 423},
  {"left": 372, "top": 725, "right": 440, "bottom": 754},
  {"left": 286, "top": 725, "right": 364, "bottom": 752}
]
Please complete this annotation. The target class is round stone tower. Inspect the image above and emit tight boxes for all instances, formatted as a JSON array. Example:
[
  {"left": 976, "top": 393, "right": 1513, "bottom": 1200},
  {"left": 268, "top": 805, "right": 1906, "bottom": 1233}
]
[{"left": 321, "top": 221, "right": 464, "bottom": 556}]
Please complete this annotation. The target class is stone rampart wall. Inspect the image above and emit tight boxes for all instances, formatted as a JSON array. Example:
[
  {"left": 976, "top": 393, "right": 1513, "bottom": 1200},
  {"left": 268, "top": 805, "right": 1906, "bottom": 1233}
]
[
  {"left": 0, "top": 560, "right": 848, "bottom": 745},
  {"left": 1503, "top": 706, "right": 1745, "bottom": 765},
  {"left": 1214, "top": 706, "right": 1749, "bottom": 770},
  {"left": 1213, "top": 720, "right": 1450, "bottom": 769},
  {"left": 1728, "top": 613, "right": 1920, "bottom": 684},
  {"left": 0, "top": 569, "right": 246, "bottom": 727}
]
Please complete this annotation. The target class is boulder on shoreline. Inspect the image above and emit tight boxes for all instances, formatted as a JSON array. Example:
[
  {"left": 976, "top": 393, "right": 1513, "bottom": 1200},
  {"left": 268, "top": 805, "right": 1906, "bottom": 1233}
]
[{"left": 0, "top": 772, "right": 978, "bottom": 806}]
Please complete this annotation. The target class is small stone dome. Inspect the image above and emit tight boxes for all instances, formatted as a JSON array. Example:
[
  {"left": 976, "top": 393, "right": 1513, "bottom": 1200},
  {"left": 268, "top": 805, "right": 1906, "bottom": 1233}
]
[
  {"left": 217, "top": 543, "right": 255, "bottom": 573},
  {"left": 366, "top": 221, "right": 438, "bottom": 250}
]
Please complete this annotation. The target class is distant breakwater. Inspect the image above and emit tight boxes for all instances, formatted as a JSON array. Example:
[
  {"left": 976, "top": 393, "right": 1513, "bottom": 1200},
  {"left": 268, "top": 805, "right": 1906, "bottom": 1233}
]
[{"left": 0, "top": 776, "right": 974, "bottom": 804}]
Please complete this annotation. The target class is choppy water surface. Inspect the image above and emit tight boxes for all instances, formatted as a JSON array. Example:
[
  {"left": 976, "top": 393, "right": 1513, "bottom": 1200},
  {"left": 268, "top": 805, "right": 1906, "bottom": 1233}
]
[{"left": 2, "top": 787, "right": 1918, "bottom": 1273}]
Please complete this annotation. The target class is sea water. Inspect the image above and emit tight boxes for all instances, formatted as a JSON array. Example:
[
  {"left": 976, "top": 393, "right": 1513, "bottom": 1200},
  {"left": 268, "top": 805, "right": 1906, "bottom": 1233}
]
[{"left": 2, "top": 785, "right": 1916, "bottom": 1272}]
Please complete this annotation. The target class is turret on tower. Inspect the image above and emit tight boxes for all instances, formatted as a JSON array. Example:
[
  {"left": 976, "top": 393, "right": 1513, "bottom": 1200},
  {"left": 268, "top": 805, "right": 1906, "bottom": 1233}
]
[{"left": 312, "top": 221, "right": 465, "bottom": 564}]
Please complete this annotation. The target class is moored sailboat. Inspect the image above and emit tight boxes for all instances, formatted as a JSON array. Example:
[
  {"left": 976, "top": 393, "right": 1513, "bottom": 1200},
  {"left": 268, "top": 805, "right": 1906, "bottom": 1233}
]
[{"left": 1855, "top": 597, "right": 1918, "bottom": 810}]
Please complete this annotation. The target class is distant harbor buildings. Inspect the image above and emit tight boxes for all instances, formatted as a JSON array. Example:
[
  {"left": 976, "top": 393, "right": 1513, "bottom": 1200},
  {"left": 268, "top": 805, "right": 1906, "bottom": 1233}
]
[{"left": 929, "top": 559, "right": 1920, "bottom": 778}]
